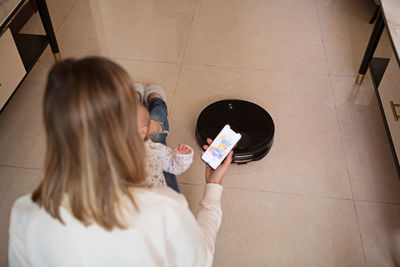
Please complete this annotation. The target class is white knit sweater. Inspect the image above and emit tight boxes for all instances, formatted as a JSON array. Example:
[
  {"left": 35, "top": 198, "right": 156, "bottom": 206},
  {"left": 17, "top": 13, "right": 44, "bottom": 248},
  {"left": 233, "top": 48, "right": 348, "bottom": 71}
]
[{"left": 9, "top": 184, "right": 223, "bottom": 267}]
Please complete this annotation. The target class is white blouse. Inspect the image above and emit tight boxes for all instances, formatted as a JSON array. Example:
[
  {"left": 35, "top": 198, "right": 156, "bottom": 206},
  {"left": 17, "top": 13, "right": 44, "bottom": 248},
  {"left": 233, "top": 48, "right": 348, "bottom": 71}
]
[{"left": 9, "top": 184, "right": 223, "bottom": 267}]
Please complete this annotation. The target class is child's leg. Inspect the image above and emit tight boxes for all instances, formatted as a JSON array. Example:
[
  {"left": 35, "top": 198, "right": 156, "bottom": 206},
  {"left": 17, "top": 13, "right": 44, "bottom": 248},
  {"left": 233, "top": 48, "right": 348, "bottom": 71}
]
[
  {"left": 148, "top": 97, "right": 180, "bottom": 193},
  {"left": 148, "top": 97, "right": 169, "bottom": 144},
  {"left": 164, "top": 173, "right": 180, "bottom": 193}
]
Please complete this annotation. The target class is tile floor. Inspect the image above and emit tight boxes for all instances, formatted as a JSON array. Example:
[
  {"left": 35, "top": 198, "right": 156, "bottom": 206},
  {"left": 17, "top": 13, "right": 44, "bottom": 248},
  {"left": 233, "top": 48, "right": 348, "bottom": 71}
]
[{"left": 1, "top": 0, "right": 400, "bottom": 266}]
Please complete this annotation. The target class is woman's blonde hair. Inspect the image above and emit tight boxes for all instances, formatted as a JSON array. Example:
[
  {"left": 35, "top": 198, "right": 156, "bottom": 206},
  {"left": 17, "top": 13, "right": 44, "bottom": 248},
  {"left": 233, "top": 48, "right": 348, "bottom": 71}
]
[{"left": 32, "top": 57, "right": 146, "bottom": 230}]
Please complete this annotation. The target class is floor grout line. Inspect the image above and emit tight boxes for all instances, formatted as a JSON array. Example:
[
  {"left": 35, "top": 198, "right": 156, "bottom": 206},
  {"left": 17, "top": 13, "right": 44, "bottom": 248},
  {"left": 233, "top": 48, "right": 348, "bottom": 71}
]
[
  {"left": 110, "top": 57, "right": 179, "bottom": 65},
  {"left": 179, "top": 181, "right": 400, "bottom": 205},
  {"left": 100, "top": 55, "right": 369, "bottom": 78},
  {"left": 223, "top": 186, "right": 354, "bottom": 201},
  {"left": 179, "top": 62, "right": 265, "bottom": 71},
  {"left": 169, "top": 0, "right": 200, "bottom": 118},
  {"left": 110, "top": 56, "right": 335, "bottom": 76},
  {"left": 110, "top": 57, "right": 349, "bottom": 79},
  {"left": 353, "top": 199, "right": 400, "bottom": 206},
  {"left": 0, "top": 164, "right": 43, "bottom": 171},
  {"left": 54, "top": 0, "right": 80, "bottom": 33},
  {"left": 178, "top": 0, "right": 199, "bottom": 66},
  {"left": 110, "top": 54, "right": 370, "bottom": 78},
  {"left": 353, "top": 202, "right": 369, "bottom": 267},
  {"left": 180, "top": 182, "right": 352, "bottom": 202},
  {"left": 314, "top": 1, "right": 368, "bottom": 266}
]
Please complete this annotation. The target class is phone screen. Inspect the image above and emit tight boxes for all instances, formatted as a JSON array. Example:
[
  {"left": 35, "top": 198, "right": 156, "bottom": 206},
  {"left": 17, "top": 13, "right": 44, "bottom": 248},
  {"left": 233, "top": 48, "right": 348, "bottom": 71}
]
[{"left": 201, "top": 125, "right": 242, "bottom": 169}]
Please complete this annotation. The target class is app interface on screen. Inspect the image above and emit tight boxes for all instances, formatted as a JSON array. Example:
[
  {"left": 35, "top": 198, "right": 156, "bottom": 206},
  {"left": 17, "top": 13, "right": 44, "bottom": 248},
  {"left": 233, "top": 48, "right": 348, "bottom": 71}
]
[{"left": 202, "top": 125, "right": 241, "bottom": 169}]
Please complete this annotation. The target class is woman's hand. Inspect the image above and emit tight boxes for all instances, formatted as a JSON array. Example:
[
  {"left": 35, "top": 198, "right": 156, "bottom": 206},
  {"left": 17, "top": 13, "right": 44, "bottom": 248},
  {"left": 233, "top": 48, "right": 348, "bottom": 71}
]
[{"left": 201, "top": 138, "right": 233, "bottom": 185}]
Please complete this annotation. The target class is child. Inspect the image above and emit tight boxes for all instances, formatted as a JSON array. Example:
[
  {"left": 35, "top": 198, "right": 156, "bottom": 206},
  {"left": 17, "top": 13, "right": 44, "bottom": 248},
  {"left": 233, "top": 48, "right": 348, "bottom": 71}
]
[{"left": 136, "top": 85, "right": 193, "bottom": 187}]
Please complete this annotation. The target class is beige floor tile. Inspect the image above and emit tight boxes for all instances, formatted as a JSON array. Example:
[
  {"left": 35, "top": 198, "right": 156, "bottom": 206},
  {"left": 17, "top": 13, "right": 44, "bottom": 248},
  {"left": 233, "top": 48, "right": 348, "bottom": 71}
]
[
  {"left": 169, "top": 65, "right": 352, "bottom": 198},
  {"left": 113, "top": 59, "right": 180, "bottom": 106},
  {"left": 24, "top": 48, "right": 55, "bottom": 83},
  {"left": 316, "top": 0, "right": 374, "bottom": 6},
  {"left": 27, "top": 0, "right": 116, "bottom": 64},
  {"left": 92, "top": 0, "right": 195, "bottom": 62},
  {"left": 25, "top": 55, "right": 181, "bottom": 100},
  {"left": 43, "top": 0, "right": 106, "bottom": 59},
  {"left": 356, "top": 201, "right": 400, "bottom": 267},
  {"left": 21, "top": 0, "right": 195, "bottom": 78},
  {"left": 36, "top": 0, "right": 196, "bottom": 62},
  {"left": 331, "top": 75, "right": 400, "bottom": 203},
  {"left": 20, "top": 0, "right": 79, "bottom": 35},
  {"left": 183, "top": 0, "right": 327, "bottom": 73},
  {"left": 180, "top": 184, "right": 366, "bottom": 267},
  {"left": 15, "top": 0, "right": 79, "bottom": 82},
  {"left": 317, "top": 0, "right": 392, "bottom": 76},
  {"left": 0, "top": 79, "right": 46, "bottom": 169},
  {"left": 0, "top": 166, "right": 43, "bottom": 267}
]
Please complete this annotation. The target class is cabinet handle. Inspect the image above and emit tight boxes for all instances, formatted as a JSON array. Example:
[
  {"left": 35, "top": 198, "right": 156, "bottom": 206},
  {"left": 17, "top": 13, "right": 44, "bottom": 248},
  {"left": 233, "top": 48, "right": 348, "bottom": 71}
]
[{"left": 390, "top": 101, "right": 400, "bottom": 121}]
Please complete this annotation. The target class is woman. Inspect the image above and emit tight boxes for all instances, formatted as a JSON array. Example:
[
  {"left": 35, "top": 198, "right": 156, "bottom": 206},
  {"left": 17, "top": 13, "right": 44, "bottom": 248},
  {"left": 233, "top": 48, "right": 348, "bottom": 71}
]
[{"left": 8, "top": 57, "right": 232, "bottom": 267}]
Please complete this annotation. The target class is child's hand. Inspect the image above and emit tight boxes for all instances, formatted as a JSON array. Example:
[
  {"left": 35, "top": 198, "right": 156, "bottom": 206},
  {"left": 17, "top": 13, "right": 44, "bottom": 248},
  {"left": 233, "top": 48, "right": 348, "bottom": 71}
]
[{"left": 174, "top": 144, "right": 192, "bottom": 154}]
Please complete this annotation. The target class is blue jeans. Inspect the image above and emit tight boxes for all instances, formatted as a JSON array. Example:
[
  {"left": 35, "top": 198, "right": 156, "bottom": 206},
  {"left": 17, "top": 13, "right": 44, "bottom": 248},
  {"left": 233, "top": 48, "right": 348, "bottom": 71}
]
[{"left": 148, "top": 98, "right": 180, "bottom": 193}]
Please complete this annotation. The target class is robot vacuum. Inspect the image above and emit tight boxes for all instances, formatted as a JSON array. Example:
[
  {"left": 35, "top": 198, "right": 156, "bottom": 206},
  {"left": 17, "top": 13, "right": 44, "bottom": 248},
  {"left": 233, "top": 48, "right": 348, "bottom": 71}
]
[{"left": 196, "top": 99, "right": 275, "bottom": 164}]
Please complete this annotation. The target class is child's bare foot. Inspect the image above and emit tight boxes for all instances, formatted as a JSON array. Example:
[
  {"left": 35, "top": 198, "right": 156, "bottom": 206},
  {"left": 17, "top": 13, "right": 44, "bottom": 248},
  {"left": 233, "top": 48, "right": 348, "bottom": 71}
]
[{"left": 146, "top": 120, "right": 163, "bottom": 138}]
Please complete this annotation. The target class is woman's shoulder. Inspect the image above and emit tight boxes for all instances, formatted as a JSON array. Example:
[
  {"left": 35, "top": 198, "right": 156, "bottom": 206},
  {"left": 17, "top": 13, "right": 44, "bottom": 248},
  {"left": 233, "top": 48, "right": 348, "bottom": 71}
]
[
  {"left": 9, "top": 195, "right": 49, "bottom": 246},
  {"left": 10, "top": 194, "right": 70, "bottom": 230},
  {"left": 11, "top": 194, "right": 39, "bottom": 219}
]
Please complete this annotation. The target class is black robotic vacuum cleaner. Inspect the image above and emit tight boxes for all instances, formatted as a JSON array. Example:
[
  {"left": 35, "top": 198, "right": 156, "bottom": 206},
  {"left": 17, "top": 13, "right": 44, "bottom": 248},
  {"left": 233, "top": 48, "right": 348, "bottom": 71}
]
[{"left": 196, "top": 99, "right": 275, "bottom": 164}]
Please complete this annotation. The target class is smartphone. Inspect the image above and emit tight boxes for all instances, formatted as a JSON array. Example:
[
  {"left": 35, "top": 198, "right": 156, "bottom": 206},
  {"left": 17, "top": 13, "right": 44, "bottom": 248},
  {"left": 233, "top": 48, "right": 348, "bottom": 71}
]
[{"left": 201, "top": 124, "right": 242, "bottom": 169}]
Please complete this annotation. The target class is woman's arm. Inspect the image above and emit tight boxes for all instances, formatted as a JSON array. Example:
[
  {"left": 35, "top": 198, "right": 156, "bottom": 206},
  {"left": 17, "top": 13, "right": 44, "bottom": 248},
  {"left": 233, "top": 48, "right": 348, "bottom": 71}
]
[
  {"left": 168, "top": 187, "right": 222, "bottom": 267},
  {"left": 169, "top": 142, "right": 232, "bottom": 266}
]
